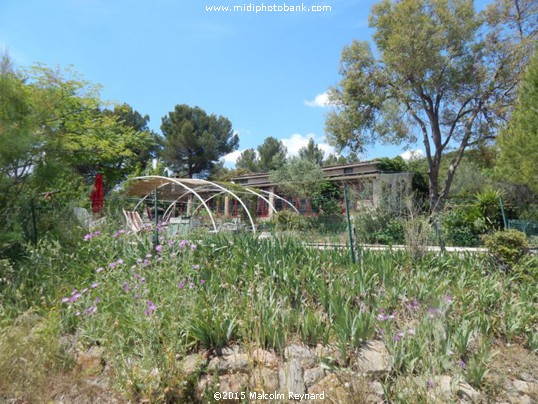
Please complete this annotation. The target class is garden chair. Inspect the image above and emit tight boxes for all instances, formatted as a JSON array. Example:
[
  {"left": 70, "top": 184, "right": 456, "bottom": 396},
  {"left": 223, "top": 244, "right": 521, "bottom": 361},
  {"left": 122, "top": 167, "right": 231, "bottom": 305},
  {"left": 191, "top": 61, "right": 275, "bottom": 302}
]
[
  {"left": 123, "top": 210, "right": 146, "bottom": 233},
  {"left": 73, "top": 207, "right": 106, "bottom": 230}
]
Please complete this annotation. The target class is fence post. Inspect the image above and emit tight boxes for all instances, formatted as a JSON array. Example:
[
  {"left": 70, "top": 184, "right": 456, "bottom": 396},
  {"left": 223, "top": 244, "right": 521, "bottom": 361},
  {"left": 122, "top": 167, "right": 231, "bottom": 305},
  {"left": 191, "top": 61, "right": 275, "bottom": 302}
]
[
  {"left": 153, "top": 188, "right": 159, "bottom": 249},
  {"left": 344, "top": 185, "right": 356, "bottom": 264},
  {"left": 499, "top": 196, "right": 508, "bottom": 229}
]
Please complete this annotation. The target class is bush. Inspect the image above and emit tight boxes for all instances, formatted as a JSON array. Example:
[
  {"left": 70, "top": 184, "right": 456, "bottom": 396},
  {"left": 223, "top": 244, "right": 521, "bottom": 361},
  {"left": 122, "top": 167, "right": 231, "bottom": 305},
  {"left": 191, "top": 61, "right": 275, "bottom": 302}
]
[{"left": 482, "top": 229, "right": 529, "bottom": 268}]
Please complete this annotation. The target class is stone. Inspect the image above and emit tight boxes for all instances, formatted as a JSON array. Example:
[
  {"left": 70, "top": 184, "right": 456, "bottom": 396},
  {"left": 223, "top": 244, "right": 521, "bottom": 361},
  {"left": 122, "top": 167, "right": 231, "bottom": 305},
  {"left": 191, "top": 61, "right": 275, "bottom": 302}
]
[
  {"left": 507, "top": 394, "right": 536, "bottom": 404},
  {"left": 284, "top": 344, "right": 317, "bottom": 368},
  {"left": 456, "top": 381, "right": 482, "bottom": 403},
  {"left": 308, "top": 373, "right": 351, "bottom": 403},
  {"left": 182, "top": 354, "right": 205, "bottom": 376},
  {"left": 76, "top": 346, "right": 104, "bottom": 374},
  {"left": 219, "top": 373, "right": 249, "bottom": 392},
  {"left": 356, "top": 340, "right": 391, "bottom": 375},
  {"left": 221, "top": 345, "right": 242, "bottom": 356},
  {"left": 512, "top": 380, "right": 538, "bottom": 396},
  {"left": 208, "top": 353, "right": 249, "bottom": 374},
  {"left": 520, "top": 373, "right": 535, "bottom": 383},
  {"left": 304, "top": 367, "right": 326, "bottom": 388},
  {"left": 279, "top": 359, "right": 305, "bottom": 395},
  {"left": 251, "top": 367, "right": 280, "bottom": 392},
  {"left": 252, "top": 348, "right": 280, "bottom": 369}
]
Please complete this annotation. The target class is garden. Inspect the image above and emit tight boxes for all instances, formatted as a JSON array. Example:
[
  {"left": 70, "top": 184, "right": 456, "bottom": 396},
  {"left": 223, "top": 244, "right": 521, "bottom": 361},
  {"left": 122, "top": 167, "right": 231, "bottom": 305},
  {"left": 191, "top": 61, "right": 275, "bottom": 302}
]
[{"left": 1, "top": 209, "right": 537, "bottom": 402}]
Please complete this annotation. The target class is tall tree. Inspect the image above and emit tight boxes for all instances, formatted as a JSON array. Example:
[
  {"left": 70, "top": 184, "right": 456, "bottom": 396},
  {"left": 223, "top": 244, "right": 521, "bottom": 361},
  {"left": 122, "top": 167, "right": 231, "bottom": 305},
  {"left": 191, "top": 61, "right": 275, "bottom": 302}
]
[
  {"left": 298, "top": 138, "right": 325, "bottom": 165},
  {"left": 236, "top": 148, "right": 260, "bottom": 172},
  {"left": 257, "top": 136, "right": 287, "bottom": 172},
  {"left": 161, "top": 105, "right": 238, "bottom": 178},
  {"left": 326, "top": 0, "right": 536, "bottom": 213},
  {"left": 269, "top": 156, "right": 325, "bottom": 198},
  {"left": 496, "top": 49, "right": 538, "bottom": 194}
]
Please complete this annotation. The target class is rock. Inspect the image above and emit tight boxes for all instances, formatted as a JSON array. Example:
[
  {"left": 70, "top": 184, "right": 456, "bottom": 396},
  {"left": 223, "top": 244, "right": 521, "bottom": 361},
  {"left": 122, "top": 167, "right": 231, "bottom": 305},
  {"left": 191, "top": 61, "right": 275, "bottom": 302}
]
[
  {"left": 251, "top": 367, "right": 280, "bottom": 391},
  {"left": 512, "top": 380, "right": 538, "bottom": 396},
  {"left": 208, "top": 353, "right": 249, "bottom": 374},
  {"left": 507, "top": 394, "right": 536, "bottom": 404},
  {"left": 370, "top": 381, "right": 385, "bottom": 396},
  {"left": 304, "top": 367, "right": 326, "bottom": 388},
  {"left": 76, "top": 346, "right": 104, "bottom": 374},
  {"left": 219, "top": 373, "right": 249, "bottom": 392},
  {"left": 258, "top": 232, "right": 273, "bottom": 239},
  {"left": 222, "top": 345, "right": 242, "bottom": 356},
  {"left": 356, "top": 340, "right": 391, "bottom": 375},
  {"left": 285, "top": 344, "right": 317, "bottom": 368},
  {"left": 520, "top": 373, "right": 535, "bottom": 383},
  {"left": 279, "top": 359, "right": 305, "bottom": 395},
  {"left": 252, "top": 348, "right": 280, "bottom": 369},
  {"left": 427, "top": 375, "right": 453, "bottom": 400},
  {"left": 456, "top": 381, "right": 482, "bottom": 403},
  {"left": 309, "top": 373, "right": 351, "bottom": 403},
  {"left": 182, "top": 354, "right": 205, "bottom": 376}
]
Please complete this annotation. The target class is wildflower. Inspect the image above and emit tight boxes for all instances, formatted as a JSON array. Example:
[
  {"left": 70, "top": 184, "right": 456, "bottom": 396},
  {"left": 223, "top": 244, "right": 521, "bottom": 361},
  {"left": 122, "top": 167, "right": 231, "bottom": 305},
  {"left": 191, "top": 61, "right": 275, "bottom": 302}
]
[
  {"left": 145, "top": 300, "right": 156, "bottom": 316},
  {"left": 93, "top": 231, "right": 101, "bottom": 236},
  {"left": 61, "top": 297, "right": 69, "bottom": 303},
  {"left": 200, "top": 279, "right": 206, "bottom": 285},
  {"left": 94, "top": 297, "right": 100, "bottom": 303},
  {"left": 75, "top": 311, "right": 81, "bottom": 316},
  {"left": 167, "top": 239, "right": 174, "bottom": 247},
  {"left": 122, "top": 282, "right": 131, "bottom": 292},
  {"left": 116, "top": 259, "right": 124, "bottom": 265},
  {"left": 143, "top": 259, "right": 151, "bottom": 267},
  {"left": 189, "top": 282, "right": 194, "bottom": 289},
  {"left": 136, "top": 258, "right": 143, "bottom": 264},
  {"left": 134, "top": 273, "right": 140, "bottom": 280},
  {"left": 444, "top": 294, "right": 453, "bottom": 303},
  {"left": 145, "top": 254, "right": 153, "bottom": 259},
  {"left": 193, "top": 264, "right": 200, "bottom": 270},
  {"left": 427, "top": 380, "right": 435, "bottom": 389},
  {"left": 96, "top": 267, "right": 104, "bottom": 273},
  {"left": 140, "top": 277, "right": 146, "bottom": 283},
  {"left": 178, "top": 281, "right": 185, "bottom": 289},
  {"left": 190, "top": 243, "right": 197, "bottom": 251},
  {"left": 407, "top": 328, "right": 416, "bottom": 335},
  {"left": 408, "top": 299, "right": 420, "bottom": 310},
  {"left": 109, "top": 262, "right": 117, "bottom": 269},
  {"left": 134, "top": 293, "right": 141, "bottom": 299},
  {"left": 155, "top": 244, "right": 163, "bottom": 253},
  {"left": 84, "top": 233, "right": 93, "bottom": 241},
  {"left": 85, "top": 306, "right": 97, "bottom": 315},
  {"left": 458, "top": 360, "right": 466, "bottom": 368},
  {"left": 178, "top": 240, "right": 189, "bottom": 249},
  {"left": 69, "top": 293, "right": 82, "bottom": 304}
]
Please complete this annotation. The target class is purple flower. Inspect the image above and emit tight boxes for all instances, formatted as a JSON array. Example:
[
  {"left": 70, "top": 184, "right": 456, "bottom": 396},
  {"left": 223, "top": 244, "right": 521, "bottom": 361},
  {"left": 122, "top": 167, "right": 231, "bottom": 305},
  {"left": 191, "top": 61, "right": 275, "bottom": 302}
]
[
  {"left": 408, "top": 299, "right": 420, "bottom": 310},
  {"left": 96, "top": 267, "right": 104, "bottom": 273},
  {"left": 134, "top": 273, "right": 140, "bottom": 280},
  {"left": 394, "top": 331, "right": 405, "bottom": 342},
  {"left": 143, "top": 259, "right": 151, "bottom": 267},
  {"left": 458, "top": 360, "right": 466, "bottom": 368},
  {"left": 193, "top": 264, "right": 200, "bottom": 270},
  {"left": 90, "top": 282, "right": 99, "bottom": 289},
  {"left": 200, "top": 279, "right": 206, "bottom": 285},
  {"left": 189, "top": 282, "right": 194, "bottom": 289},
  {"left": 140, "top": 277, "right": 146, "bottom": 283},
  {"left": 155, "top": 244, "right": 163, "bottom": 253},
  {"left": 122, "top": 282, "right": 131, "bottom": 292},
  {"left": 109, "top": 262, "right": 117, "bottom": 269},
  {"left": 69, "top": 293, "right": 82, "bottom": 304},
  {"left": 94, "top": 297, "right": 100, "bottom": 303},
  {"left": 136, "top": 258, "right": 143, "bottom": 264},
  {"left": 178, "top": 281, "right": 185, "bottom": 289},
  {"left": 116, "top": 259, "right": 124, "bottom": 265},
  {"left": 444, "top": 294, "right": 453, "bottom": 303},
  {"left": 427, "top": 380, "right": 435, "bottom": 389},
  {"left": 93, "top": 231, "right": 101, "bottom": 236},
  {"left": 190, "top": 243, "right": 197, "bottom": 251},
  {"left": 85, "top": 306, "right": 97, "bottom": 315},
  {"left": 167, "top": 239, "right": 174, "bottom": 247},
  {"left": 178, "top": 240, "right": 189, "bottom": 249},
  {"left": 145, "top": 300, "right": 156, "bottom": 316},
  {"left": 81, "top": 288, "right": 88, "bottom": 294},
  {"left": 61, "top": 297, "right": 69, "bottom": 303},
  {"left": 75, "top": 311, "right": 81, "bottom": 316},
  {"left": 84, "top": 233, "right": 93, "bottom": 241}
]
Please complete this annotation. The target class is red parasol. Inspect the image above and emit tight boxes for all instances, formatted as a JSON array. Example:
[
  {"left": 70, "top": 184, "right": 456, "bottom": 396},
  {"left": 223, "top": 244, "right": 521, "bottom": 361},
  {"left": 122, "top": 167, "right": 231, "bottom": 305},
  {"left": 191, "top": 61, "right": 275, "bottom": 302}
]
[{"left": 90, "top": 173, "right": 104, "bottom": 213}]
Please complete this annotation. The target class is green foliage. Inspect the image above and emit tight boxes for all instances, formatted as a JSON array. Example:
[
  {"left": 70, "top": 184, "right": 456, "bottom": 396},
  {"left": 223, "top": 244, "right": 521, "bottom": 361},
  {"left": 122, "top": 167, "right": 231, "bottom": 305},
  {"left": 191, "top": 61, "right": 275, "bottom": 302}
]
[
  {"left": 270, "top": 156, "right": 325, "bottom": 198},
  {"left": 298, "top": 138, "right": 325, "bottom": 165},
  {"left": 256, "top": 136, "right": 287, "bottom": 172},
  {"left": 161, "top": 104, "right": 238, "bottom": 178},
  {"left": 497, "top": 49, "right": 538, "bottom": 194},
  {"left": 327, "top": 0, "right": 536, "bottom": 212},
  {"left": 482, "top": 229, "right": 529, "bottom": 268},
  {"left": 310, "top": 181, "right": 342, "bottom": 215},
  {"left": 235, "top": 148, "right": 260, "bottom": 172}
]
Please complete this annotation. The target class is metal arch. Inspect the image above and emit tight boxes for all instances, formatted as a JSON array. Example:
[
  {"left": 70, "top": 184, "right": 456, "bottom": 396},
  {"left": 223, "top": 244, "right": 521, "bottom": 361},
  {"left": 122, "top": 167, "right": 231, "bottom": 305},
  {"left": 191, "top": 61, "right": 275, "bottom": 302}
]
[
  {"left": 190, "top": 188, "right": 276, "bottom": 217},
  {"left": 192, "top": 179, "right": 258, "bottom": 233},
  {"left": 129, "top": 176, "right": 219, "bottom": 232},
  {"left": 257, "top": 189, "right": 300, "bottom": 214}
]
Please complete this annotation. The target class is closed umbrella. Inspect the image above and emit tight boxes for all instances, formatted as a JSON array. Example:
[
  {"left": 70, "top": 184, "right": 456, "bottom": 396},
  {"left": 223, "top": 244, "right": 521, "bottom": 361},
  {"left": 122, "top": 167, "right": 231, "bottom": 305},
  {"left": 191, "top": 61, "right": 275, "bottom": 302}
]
[{"left": 90, "top": 173, "right": 104, "bottom": 214}]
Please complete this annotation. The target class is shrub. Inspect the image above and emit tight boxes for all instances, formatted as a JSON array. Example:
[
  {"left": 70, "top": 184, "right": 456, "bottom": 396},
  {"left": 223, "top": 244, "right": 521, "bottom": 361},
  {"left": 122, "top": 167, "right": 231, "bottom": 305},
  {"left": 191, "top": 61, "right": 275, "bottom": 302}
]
[{"left": 482, "top": 229, "right": 529, "bottom": 268}]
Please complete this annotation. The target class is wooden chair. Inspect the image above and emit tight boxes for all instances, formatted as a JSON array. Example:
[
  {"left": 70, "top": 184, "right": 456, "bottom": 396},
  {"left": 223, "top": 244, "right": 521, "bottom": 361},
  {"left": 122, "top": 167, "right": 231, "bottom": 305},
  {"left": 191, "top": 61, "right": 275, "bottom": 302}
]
[{"left": 123, "top": 210, "right": 146, "bottom": 233}]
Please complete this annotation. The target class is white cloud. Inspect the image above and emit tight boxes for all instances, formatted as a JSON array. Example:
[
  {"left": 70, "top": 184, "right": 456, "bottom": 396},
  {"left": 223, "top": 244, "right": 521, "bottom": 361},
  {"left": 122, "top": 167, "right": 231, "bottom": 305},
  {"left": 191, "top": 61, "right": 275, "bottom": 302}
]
[
  {"left": 400, "top": 149, "right": 425, "bottom": 161},
  {"left": 305, "top": 91, "right": 331, "bottom": 107},
  {"left": 281, "top": 133, "right": 335, "bottom": 157},
  {"left": 222, "top": 150, "right": 242, "bottom": 166}
]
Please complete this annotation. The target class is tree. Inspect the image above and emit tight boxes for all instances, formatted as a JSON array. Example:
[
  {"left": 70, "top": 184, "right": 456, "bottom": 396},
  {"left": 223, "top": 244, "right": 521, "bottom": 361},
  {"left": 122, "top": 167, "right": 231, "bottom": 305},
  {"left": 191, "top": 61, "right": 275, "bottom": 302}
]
[
  {"left": 269, "top": 157, "right": 325, "bottom": 198},
  {"left": 323, "top": 152, "right": 360, "bottom": 166},
  {"left": 298, "top": 138, "right": 325, "bottom": 165},
  {"left": 496, "top": 49, "right": 538, "bottom": 194},
  {"left": 326, "top": 0, "right": 537, "bottom": 213},
  {"left": 236, "top": 148, "right": 260, "bottom": 172},
  {"left": 161, "top": 105, "right": 238, "bottom": 178},
  {"left": 257, "top": 137, "right": 287, "bottom": 172}
]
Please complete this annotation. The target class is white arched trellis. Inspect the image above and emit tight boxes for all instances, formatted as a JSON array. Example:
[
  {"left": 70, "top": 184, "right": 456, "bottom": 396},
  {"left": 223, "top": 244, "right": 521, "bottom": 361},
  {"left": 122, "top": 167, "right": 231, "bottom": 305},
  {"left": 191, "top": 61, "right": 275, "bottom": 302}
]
[{"left": 128, "top": 176, "right": 219, "bottom": 232}]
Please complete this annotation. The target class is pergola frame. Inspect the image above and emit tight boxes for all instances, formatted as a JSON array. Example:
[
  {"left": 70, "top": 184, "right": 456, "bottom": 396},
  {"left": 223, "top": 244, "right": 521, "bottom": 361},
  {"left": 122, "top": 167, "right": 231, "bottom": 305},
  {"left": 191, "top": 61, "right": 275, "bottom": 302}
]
[{"left": 124, "top": 176, "right": 294, "bottom": 233}]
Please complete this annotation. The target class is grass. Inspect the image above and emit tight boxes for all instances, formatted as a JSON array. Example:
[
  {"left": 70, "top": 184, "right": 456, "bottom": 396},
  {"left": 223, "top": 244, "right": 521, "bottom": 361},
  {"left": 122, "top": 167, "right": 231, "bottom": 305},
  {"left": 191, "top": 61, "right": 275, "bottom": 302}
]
[{"left": 0, "top": 227, "right": 537, "bottom": 401}]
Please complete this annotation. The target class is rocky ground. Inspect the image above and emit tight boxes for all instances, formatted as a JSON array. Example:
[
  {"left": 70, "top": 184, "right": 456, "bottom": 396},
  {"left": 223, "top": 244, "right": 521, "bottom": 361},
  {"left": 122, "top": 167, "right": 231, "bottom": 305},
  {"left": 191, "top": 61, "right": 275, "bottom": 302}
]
[{"left": 49, "top": 339, "right": 538, "bottom": 403}]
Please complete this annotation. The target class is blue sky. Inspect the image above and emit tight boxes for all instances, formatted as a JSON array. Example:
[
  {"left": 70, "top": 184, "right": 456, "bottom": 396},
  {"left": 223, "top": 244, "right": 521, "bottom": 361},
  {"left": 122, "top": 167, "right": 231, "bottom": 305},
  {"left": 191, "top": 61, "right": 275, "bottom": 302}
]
[{"left": 1, "top": 0, "right": 424, "bottom": 166}]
